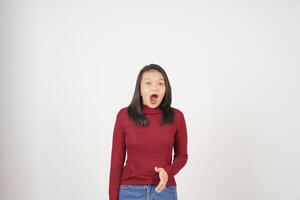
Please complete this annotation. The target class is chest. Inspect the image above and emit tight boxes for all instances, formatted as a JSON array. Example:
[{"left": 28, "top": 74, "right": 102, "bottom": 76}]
[{"left": 124, "top": 119, "right": 177, "bottom": 150}]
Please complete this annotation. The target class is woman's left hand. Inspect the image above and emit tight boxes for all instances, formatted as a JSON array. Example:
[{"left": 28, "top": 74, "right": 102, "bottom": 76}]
[{"left": 154, "top": 167, "right": 168, "bottom": 192}]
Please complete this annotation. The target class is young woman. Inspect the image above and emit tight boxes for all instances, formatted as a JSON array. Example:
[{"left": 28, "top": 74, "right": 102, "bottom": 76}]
[{"left": 109, "top": 64, "right": 188, "bottom": 200}]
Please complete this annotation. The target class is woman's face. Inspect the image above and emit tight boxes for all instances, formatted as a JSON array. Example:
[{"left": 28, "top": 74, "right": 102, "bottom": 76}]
[{"left": 140, "top": 70, "right": 166, "bottom": 108}]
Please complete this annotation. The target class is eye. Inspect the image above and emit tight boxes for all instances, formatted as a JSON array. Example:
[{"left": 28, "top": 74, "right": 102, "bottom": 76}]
[
  {"left": 159, "top": 82, "right": 165, "bottom": 86},
  {"left": 145, "top": 82, "right": 151, "bottom": 85}
]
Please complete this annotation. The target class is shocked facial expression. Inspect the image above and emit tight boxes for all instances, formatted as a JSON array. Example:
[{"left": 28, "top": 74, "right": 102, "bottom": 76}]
[{"left": 140, "top": 70, "right": 166, "bottom": 108}]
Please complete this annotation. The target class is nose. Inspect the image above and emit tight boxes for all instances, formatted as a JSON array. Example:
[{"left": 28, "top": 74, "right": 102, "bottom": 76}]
[{"left": 151, "top": 85, "right": 159, "bottom": 91}]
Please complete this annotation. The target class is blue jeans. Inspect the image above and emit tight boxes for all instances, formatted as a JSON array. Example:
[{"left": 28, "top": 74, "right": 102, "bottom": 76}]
[{"left": 118, "top": 184, "right": 178, "bottom": 200}]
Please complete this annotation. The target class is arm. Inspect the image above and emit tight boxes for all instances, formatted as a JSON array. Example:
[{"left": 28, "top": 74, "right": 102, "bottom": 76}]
[
  {"left": 108, "top": 111, "right": 126, "bottom": 200},
  {"left": 164, "top": 111, "right": 188, "bottom": 177}
]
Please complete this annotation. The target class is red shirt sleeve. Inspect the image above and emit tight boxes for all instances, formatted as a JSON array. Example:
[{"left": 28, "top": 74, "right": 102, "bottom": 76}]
[
  {"left": 164, "top": 111, "right": 188, "bottom": 177},
  {"left": 108, "top": 111, "right": 126, "bottom": 200}
]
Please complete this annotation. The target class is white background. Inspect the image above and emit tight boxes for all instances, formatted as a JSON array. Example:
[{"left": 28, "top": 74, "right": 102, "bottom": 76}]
[{"left": 1, "top": 0, "right": 299, "bottom": 200}]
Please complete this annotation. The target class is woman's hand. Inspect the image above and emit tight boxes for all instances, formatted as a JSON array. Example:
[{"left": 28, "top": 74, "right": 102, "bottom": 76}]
[{"left": 154, "top": 167, "right": 168, "bottom": 192}]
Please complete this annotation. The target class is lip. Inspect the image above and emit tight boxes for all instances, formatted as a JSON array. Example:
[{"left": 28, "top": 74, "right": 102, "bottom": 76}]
[
  {"left": 149, "top": 94, "right": 159, "bottom": 103},
  {"left": 150, "top": 93, "right": 159, "bottom": 98}
]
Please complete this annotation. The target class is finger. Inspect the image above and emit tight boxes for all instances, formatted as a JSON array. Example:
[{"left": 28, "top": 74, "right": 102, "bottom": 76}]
[
  {"left": 161, "top": 173, "right": 168, "bottom": 182},
  {"left": 155, "top": 185, "right": 163, "bottom": 192},
  {"left": 161, "top": 172, "right": 167, "bottom": 179},
  {"left": 155, "top": 181, "right": 166, "bottom": 193},
  {"left": 163, "top": 170, "right": 168, "bottom": 178},
  {"left": 155, "top": 181, "right": 163, "bottom": 192}
]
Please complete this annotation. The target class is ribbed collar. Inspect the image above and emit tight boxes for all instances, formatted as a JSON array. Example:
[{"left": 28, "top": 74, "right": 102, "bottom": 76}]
[{"left": 142, "top": 104, "right": 162, "bottom": 114}]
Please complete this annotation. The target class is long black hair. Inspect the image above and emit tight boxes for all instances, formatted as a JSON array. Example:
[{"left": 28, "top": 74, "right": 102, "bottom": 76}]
[{"left": 128, "top": 64, "right": 174, "bottom": 127}]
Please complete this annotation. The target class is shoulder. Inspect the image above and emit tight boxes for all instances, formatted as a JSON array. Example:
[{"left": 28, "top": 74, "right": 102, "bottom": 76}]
[
  {"left": 171, "top": 106, "right": 187, "bottom": 128},
  {"left": 171, "top": 106, "right": 185, "bottom": 122},
  {"left": 116, "top": 106, "right": 128, "bottom": 118},
  {"left": 113, "top": 107, "right": 129, "bottom": 128},
  {"left": 171, "top": 106, "right": 185, "bottom": 117}
]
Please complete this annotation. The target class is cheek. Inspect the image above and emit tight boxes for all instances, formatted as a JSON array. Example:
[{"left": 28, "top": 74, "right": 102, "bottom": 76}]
[
  {"left": 140, "top": 87, "right": 149, "bottom": 97},
  {"left": 140, "top": 87, "right": 146, "bottom": 95},
  {"left": 161, "top": 88, "right": 166, "bottom": 95},
  {"left": 140, "top": 85, "right": 145, "bottom": 93}
]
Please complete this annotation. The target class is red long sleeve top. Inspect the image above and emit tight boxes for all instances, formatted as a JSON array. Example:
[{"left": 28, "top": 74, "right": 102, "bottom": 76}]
[{"left": 108, "top": 104, "right": 188, "bottom": 200}]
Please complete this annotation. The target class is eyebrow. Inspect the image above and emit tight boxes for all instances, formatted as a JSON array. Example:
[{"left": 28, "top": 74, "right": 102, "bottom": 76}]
[{"left": 143, "top": 78, "right": 164, "bottom": 81}]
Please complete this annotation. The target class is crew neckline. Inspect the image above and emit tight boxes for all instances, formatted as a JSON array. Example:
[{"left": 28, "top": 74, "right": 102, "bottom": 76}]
[{"left": 142, "top": 104, "right": 162, "bottom": 114}]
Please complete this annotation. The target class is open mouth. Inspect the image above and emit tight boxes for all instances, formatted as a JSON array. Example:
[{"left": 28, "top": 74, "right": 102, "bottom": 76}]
[{"left": 150, "top": 94, "right": 158, "bottom": 103}]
